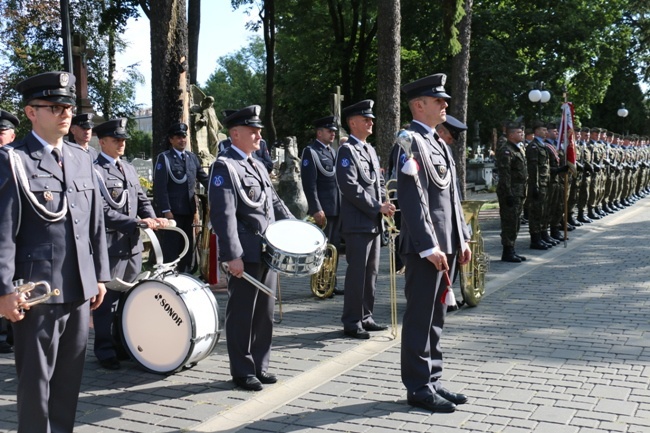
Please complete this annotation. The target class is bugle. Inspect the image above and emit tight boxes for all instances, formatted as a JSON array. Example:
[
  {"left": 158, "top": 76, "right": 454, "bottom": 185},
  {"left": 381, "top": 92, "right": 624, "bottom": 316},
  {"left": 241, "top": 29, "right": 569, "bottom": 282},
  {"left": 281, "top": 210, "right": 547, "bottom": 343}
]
[{"left": 0, "top": 280, "right": 61, "bottom": 318}]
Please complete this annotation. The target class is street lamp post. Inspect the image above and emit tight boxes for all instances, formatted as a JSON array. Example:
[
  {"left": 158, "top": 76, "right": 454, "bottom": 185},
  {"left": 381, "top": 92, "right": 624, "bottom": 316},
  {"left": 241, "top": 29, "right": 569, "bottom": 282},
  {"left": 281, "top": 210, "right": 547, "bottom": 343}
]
[
  {"left": 617, "top": 103, "right": 629, "bottom": 136},
  {"left": 528, "top": 81, "right": 551, "bottom": 119}
]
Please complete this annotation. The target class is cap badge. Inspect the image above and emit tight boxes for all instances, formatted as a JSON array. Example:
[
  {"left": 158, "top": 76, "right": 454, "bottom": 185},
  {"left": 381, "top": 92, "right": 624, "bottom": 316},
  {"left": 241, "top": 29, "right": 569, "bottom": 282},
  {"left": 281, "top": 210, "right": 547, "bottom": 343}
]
[{"left": 59, "top": 73, "right": 70, "bottom": 87}]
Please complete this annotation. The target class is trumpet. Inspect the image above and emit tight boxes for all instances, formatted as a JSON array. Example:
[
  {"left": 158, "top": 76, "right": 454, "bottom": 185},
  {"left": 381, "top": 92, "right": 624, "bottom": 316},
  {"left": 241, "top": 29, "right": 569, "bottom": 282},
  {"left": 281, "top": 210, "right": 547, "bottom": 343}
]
[{"left": 0, "top": 280, "right": 61, "bottom": 318}]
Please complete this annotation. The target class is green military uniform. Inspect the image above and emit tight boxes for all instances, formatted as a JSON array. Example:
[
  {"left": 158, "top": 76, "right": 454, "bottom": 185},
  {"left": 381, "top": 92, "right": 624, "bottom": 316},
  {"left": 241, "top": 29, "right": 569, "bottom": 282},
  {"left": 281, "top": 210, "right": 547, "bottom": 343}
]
[
  {"left": 526, "top": 136, "right": 550, "bottom": 249},
  {"left": 577, "top": 131, "right": 594, "bottom": 223},
  {"left": 497, "top": 139, "right": 527, "bottom": 261}
]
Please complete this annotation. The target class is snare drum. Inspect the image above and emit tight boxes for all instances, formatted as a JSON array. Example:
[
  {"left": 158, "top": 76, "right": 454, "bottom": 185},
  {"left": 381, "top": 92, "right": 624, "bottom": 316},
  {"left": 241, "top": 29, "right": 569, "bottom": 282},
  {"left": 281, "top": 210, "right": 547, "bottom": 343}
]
[
  {"left": 119, "top": 273, "right": 220, "bottom": 374},
  {"left": 263, "top": 220, "right": 326, "bottom": 276}
]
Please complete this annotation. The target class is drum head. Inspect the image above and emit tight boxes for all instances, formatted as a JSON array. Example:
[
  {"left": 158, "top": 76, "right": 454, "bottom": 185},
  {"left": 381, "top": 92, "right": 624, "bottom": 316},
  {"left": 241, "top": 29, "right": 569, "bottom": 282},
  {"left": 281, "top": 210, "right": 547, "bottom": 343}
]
[
  {"left": 120, "top": 279, "right": 194, "bottom": 373},
  {"left": 265, "top": 220, "right": 326, "bottom": 254}
]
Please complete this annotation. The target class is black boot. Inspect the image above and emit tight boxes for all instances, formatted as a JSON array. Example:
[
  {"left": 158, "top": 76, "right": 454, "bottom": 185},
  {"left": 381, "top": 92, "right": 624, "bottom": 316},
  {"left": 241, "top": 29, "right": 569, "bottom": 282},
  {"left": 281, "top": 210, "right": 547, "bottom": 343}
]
[
  {"left": 513, "top": 248, "right": 527, "bottom": 261},
  {"left": 501, "top": 246, "right": 522, "bottom": 263},
  {"left": 597, "top": 206, "right": 607, "bottom": 216},
  {"left": 568, "top": 213, "right": 583, "bottom": 227},
  {"left": 577, "top": 210, "right": 592, "bottom": 223},
  {"left": 541, "top": 231, "right": 558, "bottom": 246},
  {"left": 587, "top": 207, "right": 601, "bottom": 219},
  {"left": 550, "top": 229, "right": 565, "bottom": 242},
  {"left": 530, "top": 233, "right": 549, "bottom": 250}
]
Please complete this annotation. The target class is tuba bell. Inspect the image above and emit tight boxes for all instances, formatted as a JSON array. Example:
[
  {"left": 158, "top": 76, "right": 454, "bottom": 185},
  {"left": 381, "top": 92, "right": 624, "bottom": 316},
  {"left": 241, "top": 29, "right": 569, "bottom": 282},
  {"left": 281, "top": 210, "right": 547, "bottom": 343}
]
[
  {"left": 304, "top": 215, "right": 339, "bottom": 299},
  {"left": 459, "top": 200, "right": 490, "bottom": 307}
]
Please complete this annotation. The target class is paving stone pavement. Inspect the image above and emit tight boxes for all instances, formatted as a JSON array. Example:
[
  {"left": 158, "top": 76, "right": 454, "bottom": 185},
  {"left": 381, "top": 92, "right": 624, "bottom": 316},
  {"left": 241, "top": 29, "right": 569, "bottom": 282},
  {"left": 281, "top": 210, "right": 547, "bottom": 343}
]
[{"left": 1, "top": 192, "right": 649, "bottom": 432}]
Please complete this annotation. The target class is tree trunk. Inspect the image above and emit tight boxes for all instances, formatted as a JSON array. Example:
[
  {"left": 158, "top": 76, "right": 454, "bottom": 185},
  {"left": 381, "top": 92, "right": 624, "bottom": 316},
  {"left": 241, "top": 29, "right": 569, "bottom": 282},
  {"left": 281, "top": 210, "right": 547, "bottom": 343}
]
[
  {"left": 262, "top": 0, "right": 277, "bottom": 145},
  {"left": 188, "top": 0, "right": 200, "bottom": 85},
  {"left": 449, "top": 0, "right": 472, "bottom": 198},
  {"left": 150, "top": 0, "right": 190, "bottom": 158},
  {"left": 375, "top": 0, "right": 400, "bottom": 167}
]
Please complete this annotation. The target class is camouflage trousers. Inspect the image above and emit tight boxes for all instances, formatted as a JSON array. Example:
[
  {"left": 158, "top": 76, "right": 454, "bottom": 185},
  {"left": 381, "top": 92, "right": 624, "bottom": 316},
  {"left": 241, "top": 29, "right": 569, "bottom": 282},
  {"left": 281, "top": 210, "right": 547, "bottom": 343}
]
[
  {"left": 527, "top": 190, "right": 547, "bottom": 234},
  {"left": 498, "top": 193, "right": 523, "bottom": 247}
]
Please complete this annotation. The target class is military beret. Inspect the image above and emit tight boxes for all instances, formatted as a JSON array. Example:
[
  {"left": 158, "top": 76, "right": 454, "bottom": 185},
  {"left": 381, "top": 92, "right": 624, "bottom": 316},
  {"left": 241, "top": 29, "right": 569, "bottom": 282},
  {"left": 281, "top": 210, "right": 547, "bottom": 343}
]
[
  {"left": 441, "top": 114, "right": 467, "bottom": 140},
  {"left": 15, "top": 71, "right": 76, "bottom": 105},
  {"left": 94, "top": 118, "right": 130, "bottom": 139},
  {"left": 168, "top": 122, "right": 188, "bottom": 137},
  {"left": 531, "top": 120, "right": 546, "bottom": 130},
  {"left": 525, "top": 128, "right": 533, "bottom": 135},
  {"left": 506, "top": 122, "right": 524, "bottom": 133},
  {"left": 580, "top": 127, "right": 590, "bottom": 133},
  {"left": 546, "top": 123, "right": 558, "bottom": 130},
  {"left": 342, "top": 99, "right": 375, "bottom": 120},
  {"left": 313, "top": 115, "right": 338, "bottom": 131},
  {"left": 590, "top": 127, "right": 601, "bottom": 133},
  {"left": 401, "top": 73, "right": 451, "bottom": 100},
  {"left": 0, "top": 110, "right": 19, "bottom": 130},
  {"left": 223, "top": 105, "right": 264, "bottom": 129},
  {"left": 71, "top": 113, "right": 94, "bottom": 129}
]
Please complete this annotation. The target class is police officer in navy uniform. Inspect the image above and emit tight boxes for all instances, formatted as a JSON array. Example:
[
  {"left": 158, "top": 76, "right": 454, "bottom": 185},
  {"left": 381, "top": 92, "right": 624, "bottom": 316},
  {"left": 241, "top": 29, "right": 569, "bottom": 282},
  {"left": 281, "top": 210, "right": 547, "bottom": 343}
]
[
  {"left": 336, "top": 100, "right": 394, "bottom": 339},
  {"left": 209, "top": 105, "right": 293, "bottom": 391},
  {"left": 0, "top": 71, "right": 110, "bottom": 433},
  {"left": 153, "top": 122, "right": 210, "bottom": 272},
  {"left": 397, "top": 74, "right": 471, "bottom": 413},
  {"left": 93, "top": 118, "right": 169, "bottom": 370},
  {"left": 69, "top": 112, "right": 98, "bottom": 159},
  {"left": 301, "top": 115, "right": 342, "bottom": 263},
  {"left": 0, "top": 110, "right": 19, "bottom": 354}
]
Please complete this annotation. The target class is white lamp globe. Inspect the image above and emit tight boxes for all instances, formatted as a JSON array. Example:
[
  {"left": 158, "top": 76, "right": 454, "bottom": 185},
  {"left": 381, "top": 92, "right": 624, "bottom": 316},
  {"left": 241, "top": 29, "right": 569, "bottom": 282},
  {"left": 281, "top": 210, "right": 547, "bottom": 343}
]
[
  {"left": 528, "top": 89, "right": 542, "bottom": 103},
  {"left": 540, "top": 90, "right": 551, "bottom": 103}
]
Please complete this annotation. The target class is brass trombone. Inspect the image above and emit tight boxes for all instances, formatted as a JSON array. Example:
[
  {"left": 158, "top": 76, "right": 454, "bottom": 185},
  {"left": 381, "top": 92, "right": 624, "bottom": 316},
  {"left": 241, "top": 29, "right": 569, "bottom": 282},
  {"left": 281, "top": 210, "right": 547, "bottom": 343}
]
[{"left": 0, "top": 280, "right": 61, "bottom": 318}]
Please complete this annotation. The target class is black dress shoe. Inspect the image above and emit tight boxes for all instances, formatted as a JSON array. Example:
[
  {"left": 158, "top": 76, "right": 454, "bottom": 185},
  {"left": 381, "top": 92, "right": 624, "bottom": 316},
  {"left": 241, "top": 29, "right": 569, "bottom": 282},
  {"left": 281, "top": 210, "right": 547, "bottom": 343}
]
[
  {"left": 407, "top": 394, "right": 456, "bottom": 413},
  {"left": 344, "top": 328, "right": 370, "bottom": 339},
  {"left": 363, "top": 322, "right": 388, "bottom": 331},
  {"left": 256, "top": 371, "right": 277, "bottom": 384},
  {"left": 333, "top": 288, "right": 344, "bottom": 295},
  {"left": 0, "top": 341, "right": 13, "bottom": 354},
  {"left": 437, "top": 387, "right": 468, "bottom": 405},
  {"left": 99, "top": 357, "right": 121, "bottom": 370},
  {"left": 233, "top": 376, "right": 264, "bottom": 391}
]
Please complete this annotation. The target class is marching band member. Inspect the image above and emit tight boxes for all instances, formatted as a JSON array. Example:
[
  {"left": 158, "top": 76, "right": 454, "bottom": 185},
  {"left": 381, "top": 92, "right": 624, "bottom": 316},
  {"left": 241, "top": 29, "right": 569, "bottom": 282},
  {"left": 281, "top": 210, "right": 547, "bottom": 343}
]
[
  {"left": 209, "top": 105, "right": 293, "bottom": 391},
  {"left": 92, "top": 118, "right": 168, "bottom": 370},
  {"left": 336, "top": 99, "right": 394, "bottom": 339},
  {"left": 0, "top": 71, "right": 110, "bottom": 433},
  {"left": 397, "top": 74, "right": 471, "bottom": 413},
  {"left": 153, "top": 122, "right": 210, "bottom": 272}
]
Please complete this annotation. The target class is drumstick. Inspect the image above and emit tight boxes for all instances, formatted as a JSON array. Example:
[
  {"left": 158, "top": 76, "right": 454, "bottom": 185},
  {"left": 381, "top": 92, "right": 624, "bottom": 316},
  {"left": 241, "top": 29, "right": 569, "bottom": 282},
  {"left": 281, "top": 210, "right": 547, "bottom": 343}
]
[{"left": 220, "top": 263, "right": 276, "bottom": 299}]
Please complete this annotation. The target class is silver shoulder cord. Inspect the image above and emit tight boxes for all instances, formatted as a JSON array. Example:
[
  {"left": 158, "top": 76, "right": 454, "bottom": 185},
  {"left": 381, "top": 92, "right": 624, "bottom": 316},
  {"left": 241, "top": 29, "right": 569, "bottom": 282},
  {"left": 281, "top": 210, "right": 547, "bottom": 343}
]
[
  {"left": 7, "top": 148, "right": 68, "bottom": 235},
  {"left": 415, "top": 134, "right": 451, "bottom": 189},
  {"left": 341, "top": 142, "right": 376, "bottom": 184},
  {"left": 93, "top": 165, "right": 129, "bottom": 209},
  {"left": 218, "top": 156, "right": 267, "bottom": 209},
  {"left": 161, "top": 152, "right": 188, "bottom": 184},
  {"left": 307, "top": 147, "right": 335, "bottom": 177}
]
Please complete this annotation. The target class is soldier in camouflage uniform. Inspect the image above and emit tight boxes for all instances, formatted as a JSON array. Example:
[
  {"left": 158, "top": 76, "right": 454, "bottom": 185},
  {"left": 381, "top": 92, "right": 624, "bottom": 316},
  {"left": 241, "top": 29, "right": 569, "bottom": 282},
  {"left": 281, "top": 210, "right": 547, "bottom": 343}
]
[
  {"left": 587, "top": 128, "right": 605, "bottom": 219},
  {"left": 526, "top": 121, "right": 551, "bottom": 250},
  {"left": 577, "top": 127, "right": 594, "bottom": 223},
  {"left": 543, "top": 124, "right": 569, "bottom": 243},
  {"left": 567, "top": 125, "right": 584, "bottom": 227},
  {"left": 496, "top": 124, "right": 528, "bottom": 262}
]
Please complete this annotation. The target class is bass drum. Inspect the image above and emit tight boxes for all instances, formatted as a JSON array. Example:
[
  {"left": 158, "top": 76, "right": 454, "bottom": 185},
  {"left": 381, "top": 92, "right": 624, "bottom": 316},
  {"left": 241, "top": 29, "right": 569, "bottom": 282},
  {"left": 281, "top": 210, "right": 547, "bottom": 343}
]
[{"left": 119, "top": 273, "right": 220, "bottom": 374}]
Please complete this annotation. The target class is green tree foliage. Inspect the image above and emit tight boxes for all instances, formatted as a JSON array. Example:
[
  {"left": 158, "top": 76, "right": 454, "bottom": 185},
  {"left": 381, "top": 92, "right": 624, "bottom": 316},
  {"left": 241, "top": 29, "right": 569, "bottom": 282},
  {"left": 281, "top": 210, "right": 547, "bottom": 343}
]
[
  {"left": 200, "top": 37, "right": 266, "bottom": 128},
  {"left": 0, "top": 0, "right": 142, "bottom": 130},
  {"left": 126, "top": 129, "right": 153, "bottom": 160}
]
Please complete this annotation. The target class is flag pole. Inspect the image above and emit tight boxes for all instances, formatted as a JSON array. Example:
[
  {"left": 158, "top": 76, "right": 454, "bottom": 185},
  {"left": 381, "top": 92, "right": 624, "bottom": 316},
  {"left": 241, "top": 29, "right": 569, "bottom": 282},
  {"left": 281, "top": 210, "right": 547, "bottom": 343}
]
[{"left": 562, "top": 86, "right": 569, "bottom": 247}]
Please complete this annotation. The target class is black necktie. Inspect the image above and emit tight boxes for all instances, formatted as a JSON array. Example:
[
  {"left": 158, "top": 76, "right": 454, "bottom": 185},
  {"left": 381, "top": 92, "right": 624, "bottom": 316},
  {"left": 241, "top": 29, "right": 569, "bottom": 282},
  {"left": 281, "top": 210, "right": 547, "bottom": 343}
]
[
  {"left": 248, "top": 157, "right": 262, "bottom": 178},
  {"left": 181, "top": 152, "right": 186, "bottom": 162},
  {"left": 116, "top": 160, "right": 125, "bottom": 176},
  {"left": 52, "top": 147, "right": 63, "bottom": 169}
]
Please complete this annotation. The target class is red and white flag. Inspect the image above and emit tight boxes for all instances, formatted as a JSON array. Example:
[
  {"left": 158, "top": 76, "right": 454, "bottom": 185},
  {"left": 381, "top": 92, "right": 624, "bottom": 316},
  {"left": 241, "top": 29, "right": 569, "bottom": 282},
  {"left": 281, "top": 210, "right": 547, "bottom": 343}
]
[{"left": 558, "top": 102, "right": 577, "bottom": 175}]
